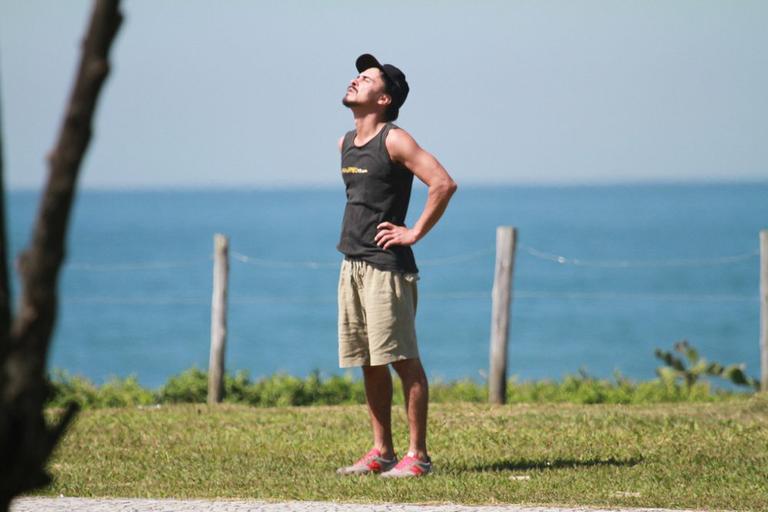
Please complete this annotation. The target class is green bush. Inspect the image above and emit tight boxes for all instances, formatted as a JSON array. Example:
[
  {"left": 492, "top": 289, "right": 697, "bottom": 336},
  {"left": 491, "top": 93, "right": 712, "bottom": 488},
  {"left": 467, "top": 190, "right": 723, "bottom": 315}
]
[
  {"left": 46, "top": 366, "right": 751, "bottom": 410},
  {"left": 655, "top": 340, "right": 761, "bottom": 391},
  {"left": 48, "top": 371, "right": 155, "bottom": 408},
  {"left": 503, "top": 370, "right": 738, "bottom": 405},
  {"left": 96, "top": 375, "right": 155, "bottom": 407},
  {"left": 224, "top": 370, "right": 259, "bottom": 404},
  {"left": 251, "top": 373, "right": 307, "bottom": 406},
  {"left": 431, "top": 378, "right": 487, "bottom": 402},
  {"left": 48, "top": 370, "right": 100, "bottom": 408},
  {"left": 314, "top": 373, "right": 366, "bottom": 405},
  {"left": 158, "top": 367, "right": 208, "bottom": 403}
]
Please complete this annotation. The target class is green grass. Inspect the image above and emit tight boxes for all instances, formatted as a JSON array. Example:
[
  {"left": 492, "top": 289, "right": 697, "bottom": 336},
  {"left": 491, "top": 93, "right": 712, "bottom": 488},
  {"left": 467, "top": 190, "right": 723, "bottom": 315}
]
[{"left": 41, "top": 395, "right": 768, "bottom": 510}]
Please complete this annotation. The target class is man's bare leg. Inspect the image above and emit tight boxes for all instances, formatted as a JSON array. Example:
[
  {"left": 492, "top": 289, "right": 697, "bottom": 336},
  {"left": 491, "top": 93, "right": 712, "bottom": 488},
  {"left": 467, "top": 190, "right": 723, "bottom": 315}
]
[
  {"left": 362, "top": 364, "right": 395, "bottom": 459},
  {"left": 392, "top": 358, "right": 429, "bottom": 460}
]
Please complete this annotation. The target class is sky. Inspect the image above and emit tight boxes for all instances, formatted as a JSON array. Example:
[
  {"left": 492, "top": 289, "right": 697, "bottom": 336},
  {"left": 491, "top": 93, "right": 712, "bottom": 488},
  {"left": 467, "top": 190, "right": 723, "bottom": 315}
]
[{"left": 0, "top": 0, "right": 766, "bottom": 189}]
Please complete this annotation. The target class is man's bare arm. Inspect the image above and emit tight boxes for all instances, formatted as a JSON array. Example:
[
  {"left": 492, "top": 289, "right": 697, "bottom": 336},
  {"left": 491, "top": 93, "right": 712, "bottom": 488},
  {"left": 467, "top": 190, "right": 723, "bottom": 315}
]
[{"left": 375, "top": 128, "right": 457, "bottom": 250}]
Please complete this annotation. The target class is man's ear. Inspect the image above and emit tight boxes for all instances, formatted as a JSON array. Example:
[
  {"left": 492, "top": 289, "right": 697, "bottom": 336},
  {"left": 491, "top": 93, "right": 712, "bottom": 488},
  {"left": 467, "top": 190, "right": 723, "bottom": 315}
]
[{"left": 377, "top": 93, "right": 392, "bottom": 107}]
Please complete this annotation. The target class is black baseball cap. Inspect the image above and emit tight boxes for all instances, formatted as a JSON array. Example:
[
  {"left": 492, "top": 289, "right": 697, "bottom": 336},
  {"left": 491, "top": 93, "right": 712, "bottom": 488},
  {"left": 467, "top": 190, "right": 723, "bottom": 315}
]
[{"left": 355, "top": 53, "right": 410, "bottom": 112}]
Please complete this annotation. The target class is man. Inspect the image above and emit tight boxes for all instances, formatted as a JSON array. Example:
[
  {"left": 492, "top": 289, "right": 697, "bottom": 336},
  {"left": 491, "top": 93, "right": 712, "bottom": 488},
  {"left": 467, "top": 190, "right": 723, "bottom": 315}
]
[{"left": 336, "top": 53, "right": 457, "bottom": 478}]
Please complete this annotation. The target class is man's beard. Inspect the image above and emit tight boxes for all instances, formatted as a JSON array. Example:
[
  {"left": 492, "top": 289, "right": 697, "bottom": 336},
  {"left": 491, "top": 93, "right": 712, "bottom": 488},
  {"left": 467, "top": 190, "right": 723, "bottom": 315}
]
[{"left": 342, "top": 96, "right": 356, "bottom": 108}]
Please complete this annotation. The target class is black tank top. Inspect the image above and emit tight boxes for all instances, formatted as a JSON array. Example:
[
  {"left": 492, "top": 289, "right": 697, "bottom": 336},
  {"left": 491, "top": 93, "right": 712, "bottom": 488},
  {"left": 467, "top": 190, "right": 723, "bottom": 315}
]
[{"left": 337, "top": 123, "right": 418, "bottom": 273}]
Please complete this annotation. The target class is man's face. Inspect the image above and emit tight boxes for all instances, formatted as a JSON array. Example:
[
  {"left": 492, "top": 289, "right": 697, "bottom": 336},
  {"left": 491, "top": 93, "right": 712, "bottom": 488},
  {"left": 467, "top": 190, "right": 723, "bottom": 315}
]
[{"left": 342, "top": 67, "right": 390, "bottom": 109}]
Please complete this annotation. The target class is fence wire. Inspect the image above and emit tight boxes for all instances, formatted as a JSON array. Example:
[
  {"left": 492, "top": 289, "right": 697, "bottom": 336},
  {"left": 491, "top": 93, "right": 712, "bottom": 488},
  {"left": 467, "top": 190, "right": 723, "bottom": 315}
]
[
  {"left": 520, "top": 244, "right": 760, "bottom": 268},
  {"left": 50, "top": 242, "right": 760, "bottom": 305},
  {"left": 58, "top": 243, "right": 759, "bottom": 273}
]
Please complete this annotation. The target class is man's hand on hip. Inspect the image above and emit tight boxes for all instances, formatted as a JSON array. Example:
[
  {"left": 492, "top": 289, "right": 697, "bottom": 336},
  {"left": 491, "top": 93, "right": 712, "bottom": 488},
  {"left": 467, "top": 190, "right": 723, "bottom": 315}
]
[{"left": 375, "top": 222, "right": 419, "bottom": 250}]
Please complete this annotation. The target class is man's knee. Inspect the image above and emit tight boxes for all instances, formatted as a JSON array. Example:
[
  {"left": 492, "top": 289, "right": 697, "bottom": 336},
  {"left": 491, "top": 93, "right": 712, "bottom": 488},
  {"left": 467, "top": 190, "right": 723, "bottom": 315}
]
[
  {"left": 392, "top": 358, "right": 428, "bottom": 386},
  {"left": 362, "top": 364, "right": 392, "bottom": 381}
]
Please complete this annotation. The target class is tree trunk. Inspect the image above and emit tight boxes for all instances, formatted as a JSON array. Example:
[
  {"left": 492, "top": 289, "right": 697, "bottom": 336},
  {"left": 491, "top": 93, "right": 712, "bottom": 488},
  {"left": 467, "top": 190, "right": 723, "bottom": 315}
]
[
  {"left": 0, "top": 58, "right": 11, "bottom": 356},
  {"left": 0, "top": 2, "right": 123, "bottom": 510}
]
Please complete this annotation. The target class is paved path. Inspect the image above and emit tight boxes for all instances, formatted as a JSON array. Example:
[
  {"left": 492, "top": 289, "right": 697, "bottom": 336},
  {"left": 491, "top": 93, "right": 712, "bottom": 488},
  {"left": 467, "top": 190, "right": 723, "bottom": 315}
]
[{"left": 10, "top": 497, "right": 707, "bottom": 512}]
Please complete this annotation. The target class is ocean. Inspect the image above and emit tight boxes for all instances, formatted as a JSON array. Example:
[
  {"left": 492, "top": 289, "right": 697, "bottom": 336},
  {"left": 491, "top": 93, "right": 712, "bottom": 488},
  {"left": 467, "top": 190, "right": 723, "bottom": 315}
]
[{"left": 6, "top": 183, "right": 767, "bottom": 388}]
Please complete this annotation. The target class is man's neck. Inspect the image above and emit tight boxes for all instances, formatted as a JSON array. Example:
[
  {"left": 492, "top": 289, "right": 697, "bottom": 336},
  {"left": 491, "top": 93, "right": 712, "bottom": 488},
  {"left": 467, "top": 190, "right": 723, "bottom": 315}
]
[{"left": 352, "top": 111, "right": 386, "bottom": 143}]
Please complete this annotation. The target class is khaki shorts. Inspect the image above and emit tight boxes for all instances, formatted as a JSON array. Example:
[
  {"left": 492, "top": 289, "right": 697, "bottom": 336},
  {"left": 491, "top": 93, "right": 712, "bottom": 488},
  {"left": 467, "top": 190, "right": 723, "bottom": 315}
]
[{"left": 338, "top": 258, "right": 419, "bottom": 367}]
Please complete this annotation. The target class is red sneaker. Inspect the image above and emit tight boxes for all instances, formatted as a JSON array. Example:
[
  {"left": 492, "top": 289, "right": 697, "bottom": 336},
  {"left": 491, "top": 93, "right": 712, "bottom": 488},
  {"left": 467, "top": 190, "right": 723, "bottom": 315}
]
[
  {"left": 380, "top": 452, "right": 432, "bottom": 478},
  {"left": 336, "top": 448, "right": 398, "bottom": 475}
]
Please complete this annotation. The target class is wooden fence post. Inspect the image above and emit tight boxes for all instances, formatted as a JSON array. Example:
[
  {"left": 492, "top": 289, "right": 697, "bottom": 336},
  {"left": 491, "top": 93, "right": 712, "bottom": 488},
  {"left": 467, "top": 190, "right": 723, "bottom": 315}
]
[
  {"left": 760, "top": 230, "right": 767, "bottom": 392},
  {"left": 489, "top": 226, "right": 517, "bottom": 404},
  {"left": 208, "top": 233, "right": 229, "bottom": 404}
]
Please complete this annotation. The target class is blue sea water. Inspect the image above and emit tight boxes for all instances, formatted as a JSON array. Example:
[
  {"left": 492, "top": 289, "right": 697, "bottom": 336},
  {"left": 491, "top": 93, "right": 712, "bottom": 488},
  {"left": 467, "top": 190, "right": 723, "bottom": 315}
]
[{"left": 6, "top": 183, "right": 768, "bottom": 388}]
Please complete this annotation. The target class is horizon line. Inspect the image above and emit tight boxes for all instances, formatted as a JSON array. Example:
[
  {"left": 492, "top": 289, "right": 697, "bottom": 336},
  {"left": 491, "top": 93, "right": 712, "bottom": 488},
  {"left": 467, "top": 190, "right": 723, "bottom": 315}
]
[{"left": 6, "top": 177, "right": 768, "bottom": 193}]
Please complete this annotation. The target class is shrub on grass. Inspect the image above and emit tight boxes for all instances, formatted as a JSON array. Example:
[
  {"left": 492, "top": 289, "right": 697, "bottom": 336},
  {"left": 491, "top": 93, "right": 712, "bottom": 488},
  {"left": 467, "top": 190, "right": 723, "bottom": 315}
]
[
  {"left": 47, "top": 370, "right": 100, "bottom": 408},
  {"left": 315, "top": 373, "right": 366, "bottom": 405},
  {"left": 158, "top": 367, "right": 208, "bottom": 403},
  {"left": 432, "top": 378, "right": 486, "bottom": 403},
  {"left": 95, "top": 375, "right": 155, "bottom": 407},
  {"left": 47, "top": 371, "right": 156, "bottom": 408},
  {"left": 47, "top": 366, "right": 750, "bottom": 410},
  {"left": 655, "top": 340, "right": 761, "bottom": 390},
  {"left": 252, "top": 373, "right": 307, "bottom": 406},
  {"left": 224, "top": 370, "right": 259, "bottom": 404},
  {"left": 503, "top": 372, "right": 740, "bottom": 405}
]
